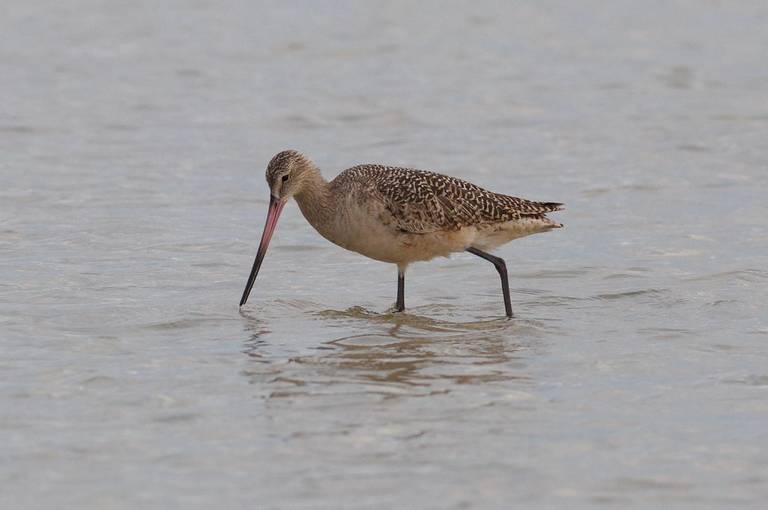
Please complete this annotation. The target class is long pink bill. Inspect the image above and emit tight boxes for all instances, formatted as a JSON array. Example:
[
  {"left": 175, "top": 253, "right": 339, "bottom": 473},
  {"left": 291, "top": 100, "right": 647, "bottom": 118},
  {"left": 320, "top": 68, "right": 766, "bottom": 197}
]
[{"left": 239, "top": 196, "right": 286, "bottom": 307}]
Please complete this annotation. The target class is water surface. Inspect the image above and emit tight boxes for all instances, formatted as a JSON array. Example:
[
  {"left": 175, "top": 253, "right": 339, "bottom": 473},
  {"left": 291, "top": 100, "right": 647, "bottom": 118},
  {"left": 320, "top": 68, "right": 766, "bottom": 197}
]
[{"left": 2, "top": 1, "right": 768, "bottom": 508}]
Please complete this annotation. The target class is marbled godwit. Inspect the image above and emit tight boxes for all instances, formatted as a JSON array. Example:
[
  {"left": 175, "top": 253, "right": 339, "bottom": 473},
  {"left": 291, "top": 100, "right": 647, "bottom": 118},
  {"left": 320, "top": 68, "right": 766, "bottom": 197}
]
[{"left": 239, "top": 150, "right": 563, "bottom": 317}]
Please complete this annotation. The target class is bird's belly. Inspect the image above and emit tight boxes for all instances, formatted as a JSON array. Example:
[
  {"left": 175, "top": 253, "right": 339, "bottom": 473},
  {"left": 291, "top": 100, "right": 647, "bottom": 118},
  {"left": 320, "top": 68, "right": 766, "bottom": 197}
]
[{"left": 320, "top": 210, "right": 475, "bottom": 265}]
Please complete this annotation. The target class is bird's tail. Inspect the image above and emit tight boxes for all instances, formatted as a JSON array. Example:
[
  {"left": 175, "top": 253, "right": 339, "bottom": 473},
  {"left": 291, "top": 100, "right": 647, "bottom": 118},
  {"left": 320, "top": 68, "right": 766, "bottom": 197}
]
[{"left": 538, "top": 202, "right": 564, "bottom": 212}]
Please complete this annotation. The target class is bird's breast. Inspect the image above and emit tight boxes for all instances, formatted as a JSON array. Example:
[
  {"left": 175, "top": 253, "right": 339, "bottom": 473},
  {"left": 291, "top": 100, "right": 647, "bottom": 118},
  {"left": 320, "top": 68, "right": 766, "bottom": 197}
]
[{"left": 319, "top": 198, "right": 403, "bottom": 262}]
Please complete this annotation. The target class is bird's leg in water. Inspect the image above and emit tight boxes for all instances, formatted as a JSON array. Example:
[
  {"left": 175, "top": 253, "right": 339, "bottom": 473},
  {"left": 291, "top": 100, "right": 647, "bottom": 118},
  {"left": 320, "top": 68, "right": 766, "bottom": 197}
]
[
  {"left": 395, "top": 270, "right": 405, "bottom": 312},
  {"left": 466, "top": 247, "right": 513, "bottom": 318}
]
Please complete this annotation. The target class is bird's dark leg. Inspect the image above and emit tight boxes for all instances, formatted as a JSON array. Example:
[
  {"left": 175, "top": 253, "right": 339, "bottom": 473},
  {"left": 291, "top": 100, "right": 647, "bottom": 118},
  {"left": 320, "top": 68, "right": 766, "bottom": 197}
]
[
  {"left": 395, "top": 270, "right": 405, "bottom": 312},
  {"left": 466, "top": 247, "right": 513, "bottom": 318}
]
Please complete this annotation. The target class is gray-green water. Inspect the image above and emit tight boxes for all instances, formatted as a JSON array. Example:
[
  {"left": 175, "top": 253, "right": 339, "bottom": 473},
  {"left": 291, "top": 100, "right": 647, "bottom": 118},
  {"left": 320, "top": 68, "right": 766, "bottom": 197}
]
[{"left": 2, "top": 1, "right": 768, "bottom": 508}]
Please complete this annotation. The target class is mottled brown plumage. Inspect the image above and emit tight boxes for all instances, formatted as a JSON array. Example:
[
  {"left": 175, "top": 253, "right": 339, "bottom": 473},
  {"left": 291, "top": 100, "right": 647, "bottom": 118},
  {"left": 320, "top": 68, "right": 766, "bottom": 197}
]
[
  {"left": 240, "top": 150, "right": 564, "bottom": 317},
  {"left": 331, "top": 164, "right": 563, "bottom": 234}
]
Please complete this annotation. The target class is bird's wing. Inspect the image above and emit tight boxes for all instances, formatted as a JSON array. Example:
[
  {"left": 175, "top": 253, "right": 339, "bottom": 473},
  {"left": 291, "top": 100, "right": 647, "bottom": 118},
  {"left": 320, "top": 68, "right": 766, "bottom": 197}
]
[{"left": 337, "top": 165, "right": 562, "bottom": 234}]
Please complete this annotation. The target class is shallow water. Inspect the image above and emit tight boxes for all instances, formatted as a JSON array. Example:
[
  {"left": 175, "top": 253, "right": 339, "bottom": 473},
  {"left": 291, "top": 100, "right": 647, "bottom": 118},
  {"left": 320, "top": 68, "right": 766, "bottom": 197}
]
[{"left": 2, "top": 1, "right": 768, "bottom": 508}]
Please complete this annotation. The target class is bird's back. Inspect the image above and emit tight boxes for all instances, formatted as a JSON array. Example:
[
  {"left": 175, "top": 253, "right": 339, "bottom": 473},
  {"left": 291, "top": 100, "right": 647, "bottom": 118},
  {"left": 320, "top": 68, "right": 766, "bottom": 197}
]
[{"left": 331, "top": 164, "right": 563, "bottom": 234}]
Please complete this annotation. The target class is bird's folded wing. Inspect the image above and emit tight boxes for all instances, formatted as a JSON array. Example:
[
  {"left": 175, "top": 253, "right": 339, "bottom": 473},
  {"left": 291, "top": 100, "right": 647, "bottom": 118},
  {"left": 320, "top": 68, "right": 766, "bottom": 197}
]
[{"left": 366, "top": 167, "right": 561, "bottom": 234}]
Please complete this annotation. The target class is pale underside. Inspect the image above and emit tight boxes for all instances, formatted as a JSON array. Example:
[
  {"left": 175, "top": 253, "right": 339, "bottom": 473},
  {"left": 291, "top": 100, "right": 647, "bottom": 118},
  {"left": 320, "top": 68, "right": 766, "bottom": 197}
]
[{"left": 298, "top": 165, "right": 563, "bottom": 270}]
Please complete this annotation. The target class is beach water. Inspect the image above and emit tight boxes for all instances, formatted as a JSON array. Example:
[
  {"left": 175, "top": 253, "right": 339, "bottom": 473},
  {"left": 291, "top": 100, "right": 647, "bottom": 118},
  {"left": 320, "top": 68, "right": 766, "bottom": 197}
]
[{"left": 2, "top": 1, "right": 767, "bottom": 508}]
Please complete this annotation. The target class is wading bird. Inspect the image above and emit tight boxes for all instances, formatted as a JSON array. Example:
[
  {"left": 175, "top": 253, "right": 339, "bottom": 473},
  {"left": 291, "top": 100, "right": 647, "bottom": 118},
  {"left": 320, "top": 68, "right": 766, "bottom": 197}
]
[{"left": 239, "top": 150, "right": 563, "bottom": 317}]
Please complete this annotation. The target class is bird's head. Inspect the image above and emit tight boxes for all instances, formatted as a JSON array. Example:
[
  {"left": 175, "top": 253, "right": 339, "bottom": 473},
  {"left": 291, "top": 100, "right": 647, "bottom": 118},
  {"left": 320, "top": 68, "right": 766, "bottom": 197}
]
[
  {"left": 265, "top": 149, "right": 315, "bottom": 202},
  {"left": 239, "top": 150, "right": 314, "bottom": 307}
]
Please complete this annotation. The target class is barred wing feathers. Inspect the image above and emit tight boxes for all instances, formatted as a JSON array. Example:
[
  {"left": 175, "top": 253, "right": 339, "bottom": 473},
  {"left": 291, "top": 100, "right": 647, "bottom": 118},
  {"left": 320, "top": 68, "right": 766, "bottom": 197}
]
[{"left": 333, "top": 165, "right": 563, "bottom": 234}]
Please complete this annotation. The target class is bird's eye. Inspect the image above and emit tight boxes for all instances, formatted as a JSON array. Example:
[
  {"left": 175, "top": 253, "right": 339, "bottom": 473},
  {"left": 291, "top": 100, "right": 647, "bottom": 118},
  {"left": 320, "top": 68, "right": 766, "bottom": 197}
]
[{"left": 282, "top": 174, "right": 289, "bottom": 182}]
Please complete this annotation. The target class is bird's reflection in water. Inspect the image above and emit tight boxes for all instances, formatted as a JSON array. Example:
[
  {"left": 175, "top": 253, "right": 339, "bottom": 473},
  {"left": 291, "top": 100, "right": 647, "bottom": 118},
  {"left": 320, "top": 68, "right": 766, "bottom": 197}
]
[
  {"left": 239, "top": 304, "right": 547, "bottom": 399},
  {"left": 240, "top": 310, "right": 271, "bottom": 362}
]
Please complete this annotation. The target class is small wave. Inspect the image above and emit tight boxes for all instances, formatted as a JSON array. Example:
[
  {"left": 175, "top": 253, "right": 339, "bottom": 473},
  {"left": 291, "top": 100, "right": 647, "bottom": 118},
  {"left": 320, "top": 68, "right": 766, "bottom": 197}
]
[
  {"left": 144, "top": 312, "right": 236, "bottom": 330},
  {"left": 582, "top": 184, "right": 661, "bottom": 197},
  {"left": 276, "top": 114, "right": 327, "bottom": 129},
  {"left": 636, "top": 327, "right": 694, "bottom": 339},
  {"left": 145, "top": 318, "right": 210, "bottom": 330},
  {"left": 603, "top": 271, "right": 647, "bottom": 280},
  {"left": 722, "top": 375, "right": 768, "bottom": 387},
  {"left": 0, "top": 125, "right": 37, "bottom": 133},
  {"left": 515, "top": 268, "right": 593, "bottom": 279},
  {"left": 594, "top": 288, "right": 666, "bottom": 301},
  {"left": 686, "top": 269, "right": 768, "bottom": 283}
]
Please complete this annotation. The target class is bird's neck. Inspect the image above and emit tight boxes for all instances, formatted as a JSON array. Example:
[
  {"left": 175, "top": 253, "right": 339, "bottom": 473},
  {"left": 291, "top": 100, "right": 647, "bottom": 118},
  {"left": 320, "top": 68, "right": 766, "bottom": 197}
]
[{"left": 294, "top": 166, "right": 334, "bottom": 230}]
